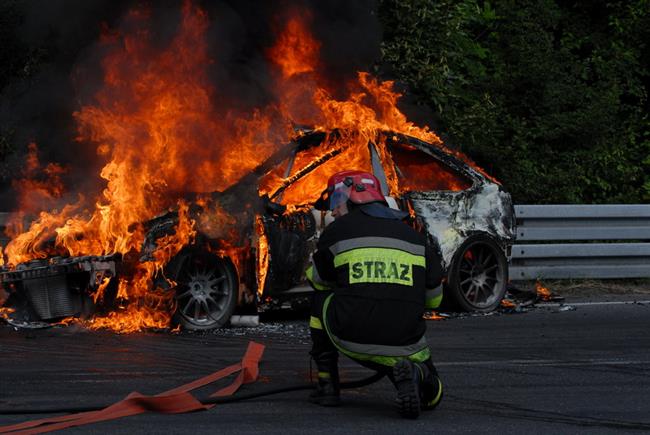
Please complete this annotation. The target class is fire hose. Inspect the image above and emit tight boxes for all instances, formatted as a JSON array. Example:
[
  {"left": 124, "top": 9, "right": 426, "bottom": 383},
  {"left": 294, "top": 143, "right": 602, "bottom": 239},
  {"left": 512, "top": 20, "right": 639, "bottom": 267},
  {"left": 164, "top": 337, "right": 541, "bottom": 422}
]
[
  {"left": 0, "top": 372, "right": 385, "bottom": 415},
  {"left": 0, "top": 342, "right": 385, "bottom": 434},
  {"left": 0, "top": 373, "right": 385, "bottom": 415}
]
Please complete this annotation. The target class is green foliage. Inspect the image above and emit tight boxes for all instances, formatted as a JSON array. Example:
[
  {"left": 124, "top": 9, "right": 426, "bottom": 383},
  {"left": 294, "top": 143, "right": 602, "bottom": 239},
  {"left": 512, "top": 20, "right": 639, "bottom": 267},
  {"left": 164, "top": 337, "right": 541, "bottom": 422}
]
[{"left": 380, "top": 0, "right": 650, "bottom": 204}]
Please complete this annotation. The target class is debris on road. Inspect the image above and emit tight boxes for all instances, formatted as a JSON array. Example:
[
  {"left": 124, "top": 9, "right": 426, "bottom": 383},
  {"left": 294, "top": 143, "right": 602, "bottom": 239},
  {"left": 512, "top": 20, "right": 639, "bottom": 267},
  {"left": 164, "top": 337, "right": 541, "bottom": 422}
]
[
  {"left": 424, "top": 311, "right": 446, "bottom": 321},
  {"left": 230, "top": 315, "right": 260, "bottom": 327},
  {"left": 535, "top": 280, "right": 565, "bottom": 302},
  {"left": 557, "top": 305, "right": 577, "bottom": 312}
]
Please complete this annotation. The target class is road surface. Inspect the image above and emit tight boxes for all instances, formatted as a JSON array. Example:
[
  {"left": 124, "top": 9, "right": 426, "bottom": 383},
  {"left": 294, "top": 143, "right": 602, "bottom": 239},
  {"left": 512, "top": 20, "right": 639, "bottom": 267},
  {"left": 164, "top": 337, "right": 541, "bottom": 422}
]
[{"left": 1, "top": 298, "right": 649, "bottom": 434}]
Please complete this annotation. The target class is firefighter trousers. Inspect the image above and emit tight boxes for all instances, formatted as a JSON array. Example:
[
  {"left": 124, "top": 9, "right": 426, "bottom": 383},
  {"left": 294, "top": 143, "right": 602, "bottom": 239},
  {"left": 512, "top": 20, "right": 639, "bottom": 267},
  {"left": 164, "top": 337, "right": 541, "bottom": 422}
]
[{"left": 309, "top": 291, "right": 439, "bottom": 384}]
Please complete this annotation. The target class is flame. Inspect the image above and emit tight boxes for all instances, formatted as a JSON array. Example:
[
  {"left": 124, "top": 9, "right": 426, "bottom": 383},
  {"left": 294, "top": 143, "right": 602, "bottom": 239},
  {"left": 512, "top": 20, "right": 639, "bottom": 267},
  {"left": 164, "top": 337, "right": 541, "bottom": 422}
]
[
  {"left": 406, "top": 200, "right": 416, "bottom": 220},
  {"left": 255, "top": 216, "right": 269, "bottom": 297},
  {"left": 500, "top": 298, "right": 516, "bottom": 308},
  {"left": 4, "top": 206, "right": 79, "bottom": 264},
  {"left": 424, "top": 311, "right": 445, "bottom": 321},
  {"left": 535, "top": 281, "right": 553, "bottom": 302},
  {"left": 87, "top": 201, "right": 195, "bottom": 332},
  {"left": 53, "top": 317, "right": 77, "bottom": 326},
  {"left": 92, "top": 277, "right": 112, "bottom": 304},
  {"left": 3, "top": 143, "right": 72, "bottom": 264},
  {"left": 1, "top": 2, "right": 272, "bottom": 333},
  {"left": 268, "top": 132, "right": 374, "bottom": 206},
  {"left": 389, "top": 142, "right": 472, "bottom": 192},
  {"left": 151, "top": 202, "right": 196, "bottom": 267},
  {"left": 0, "top": 306, "right": 15, "bottom": 322},
  {"left": 268, "top": 11, "right": 320, "bottom": 79},
  {"left": 194, "top": 198, "right": 238, "bottom": 241},
  {"left": 3, "top": 2, "right": 498, "bottom": 333},
  {"left": 86, "top": 293, "right": 174, "bottom": 334},
  {"left": 11, "top": 143, "right": 66, "bottom": 214}
]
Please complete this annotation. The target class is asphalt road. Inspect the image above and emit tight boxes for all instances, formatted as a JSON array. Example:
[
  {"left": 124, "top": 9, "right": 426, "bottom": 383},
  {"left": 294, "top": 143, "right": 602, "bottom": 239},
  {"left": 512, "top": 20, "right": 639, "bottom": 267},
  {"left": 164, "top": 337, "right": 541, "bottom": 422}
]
[{"left": 1, "top": 298, "right": 649, "bottom": 434}]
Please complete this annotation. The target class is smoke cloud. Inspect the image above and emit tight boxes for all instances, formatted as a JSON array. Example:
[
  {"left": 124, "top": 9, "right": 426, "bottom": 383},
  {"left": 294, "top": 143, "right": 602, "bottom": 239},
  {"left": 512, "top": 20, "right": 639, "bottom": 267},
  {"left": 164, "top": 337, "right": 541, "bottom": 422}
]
[{"left": 0, "top": 0, "right": 381, "bottom": 209}]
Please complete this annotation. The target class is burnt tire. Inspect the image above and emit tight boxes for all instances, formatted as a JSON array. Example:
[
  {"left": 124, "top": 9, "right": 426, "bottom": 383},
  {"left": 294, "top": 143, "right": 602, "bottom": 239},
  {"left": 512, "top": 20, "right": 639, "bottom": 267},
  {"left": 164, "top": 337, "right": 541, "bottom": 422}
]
[
  {"left": 446, "top": 235, "right": 507, "bottom": 312},
  {"left": 169, "top": 249, "right": 238, "bottom": 330}
]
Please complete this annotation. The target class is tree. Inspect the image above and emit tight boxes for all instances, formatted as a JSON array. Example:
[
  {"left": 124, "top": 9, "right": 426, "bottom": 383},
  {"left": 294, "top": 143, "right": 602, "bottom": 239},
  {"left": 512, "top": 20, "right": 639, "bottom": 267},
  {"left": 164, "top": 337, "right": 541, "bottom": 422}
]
[{"left": 380, "top": 0, "right": 649, "bottom": 203}]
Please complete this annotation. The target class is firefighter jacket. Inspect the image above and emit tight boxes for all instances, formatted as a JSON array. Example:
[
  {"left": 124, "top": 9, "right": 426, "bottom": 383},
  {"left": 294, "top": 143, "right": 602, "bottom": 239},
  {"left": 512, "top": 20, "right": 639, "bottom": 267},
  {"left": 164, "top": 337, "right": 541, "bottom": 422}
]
[{"left": 306, "top": 206, "right": 443, "bottom": 365}]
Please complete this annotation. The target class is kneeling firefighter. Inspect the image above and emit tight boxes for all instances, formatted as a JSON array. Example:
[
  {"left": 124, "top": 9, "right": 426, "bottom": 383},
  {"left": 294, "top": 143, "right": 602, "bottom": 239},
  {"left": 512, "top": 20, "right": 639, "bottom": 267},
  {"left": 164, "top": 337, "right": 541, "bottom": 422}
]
[{"left": 306, "top": 170, "right": 444, "bottom": 419}]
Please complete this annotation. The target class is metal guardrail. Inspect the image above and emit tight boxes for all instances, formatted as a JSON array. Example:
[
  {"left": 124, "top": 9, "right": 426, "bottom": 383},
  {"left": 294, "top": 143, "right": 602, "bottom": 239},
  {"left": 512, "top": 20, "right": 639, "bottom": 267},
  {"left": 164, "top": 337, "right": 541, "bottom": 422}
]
[{"left": 510, "top": 205, "right": 650, "bottom": 280}]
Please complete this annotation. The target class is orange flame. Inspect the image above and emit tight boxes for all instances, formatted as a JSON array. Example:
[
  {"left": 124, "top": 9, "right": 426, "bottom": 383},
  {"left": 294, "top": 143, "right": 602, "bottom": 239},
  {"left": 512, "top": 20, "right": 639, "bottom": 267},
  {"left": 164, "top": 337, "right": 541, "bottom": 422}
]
[
  {"left": 0, "top": 306, "right": 15, "bottom": 322},
  {"left": 11, "top": 143, "right": 66, "bottom": 214},
  {"left": 268, "top": 11, "right": 320, "bottom": 79},
  {"left": 92, "top": 277, "right": 112, "bottom": 304},
  {"left": 1, "top": 2, "right": 272, "bottom": 332},
  {"left": 3, "top": 2, "right": 498, "bottom": 333},
  {"left": 53, "top": 317, "right": 77, "bottom": 327},
  {"left": 87, "top": 201, "right": 195, "bottom": 332},
  {"left": 424, "top": 311, "right": 445, "bottom": 321},
  {"left": 255, "top": 216, "right": 269, "bottom": 297},
  {"left": 535, "top": 280, "right": 553, "bottom": 302}
]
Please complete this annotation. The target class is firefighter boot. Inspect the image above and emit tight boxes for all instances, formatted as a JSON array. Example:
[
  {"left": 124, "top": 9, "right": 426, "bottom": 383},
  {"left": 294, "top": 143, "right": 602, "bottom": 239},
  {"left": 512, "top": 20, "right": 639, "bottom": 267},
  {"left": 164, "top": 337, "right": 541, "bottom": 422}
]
[
  {"left": 309, "top": 352, "right": 340, "bottom": 407},
  {"left": 418, "top": 361, "right": 443, "bottom": 411},
  {"left": 393, "top": 359, "right": 421, "bottom": 419}
]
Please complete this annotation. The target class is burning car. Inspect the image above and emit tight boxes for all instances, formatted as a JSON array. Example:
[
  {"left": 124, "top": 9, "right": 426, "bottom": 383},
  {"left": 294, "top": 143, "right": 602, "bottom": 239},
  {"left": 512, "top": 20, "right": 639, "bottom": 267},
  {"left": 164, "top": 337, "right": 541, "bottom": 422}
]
[
  {"left": 0, "top": 128, "right": 515, "bottom": 330},
  {"left": 0, "top": 2, "right": 515, "bottom": 332}
]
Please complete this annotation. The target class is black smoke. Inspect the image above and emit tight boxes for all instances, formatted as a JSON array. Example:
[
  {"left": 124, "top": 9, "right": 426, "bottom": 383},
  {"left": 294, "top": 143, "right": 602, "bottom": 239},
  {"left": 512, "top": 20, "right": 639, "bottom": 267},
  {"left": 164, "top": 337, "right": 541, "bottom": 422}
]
[{"left": 0, "top": 0, "right": 381, "bottom": 209}]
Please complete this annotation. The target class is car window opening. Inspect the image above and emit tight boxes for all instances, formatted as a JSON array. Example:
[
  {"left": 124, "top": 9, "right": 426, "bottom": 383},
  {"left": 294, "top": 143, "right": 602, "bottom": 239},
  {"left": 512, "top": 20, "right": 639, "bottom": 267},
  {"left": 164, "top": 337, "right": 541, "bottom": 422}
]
[{"left": 390, "top": 142, "right": 472, "bottom": 192}]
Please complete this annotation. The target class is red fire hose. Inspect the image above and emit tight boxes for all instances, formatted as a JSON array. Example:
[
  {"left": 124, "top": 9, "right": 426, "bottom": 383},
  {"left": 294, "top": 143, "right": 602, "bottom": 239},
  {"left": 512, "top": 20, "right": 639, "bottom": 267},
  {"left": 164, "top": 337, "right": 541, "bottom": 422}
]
[{"left": 0, "top": 341, "right": 384, "bottom": 434}]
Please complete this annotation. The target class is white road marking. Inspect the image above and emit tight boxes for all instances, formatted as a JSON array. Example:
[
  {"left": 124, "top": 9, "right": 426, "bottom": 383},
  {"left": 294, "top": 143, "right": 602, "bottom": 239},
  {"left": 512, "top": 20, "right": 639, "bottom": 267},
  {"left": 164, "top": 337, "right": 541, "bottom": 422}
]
[
  {"left": 538, "top": 300, "right": 650, "bottom": 307},
  {"left": 437, "top": 359, "right": 648, "bottom": 367}
]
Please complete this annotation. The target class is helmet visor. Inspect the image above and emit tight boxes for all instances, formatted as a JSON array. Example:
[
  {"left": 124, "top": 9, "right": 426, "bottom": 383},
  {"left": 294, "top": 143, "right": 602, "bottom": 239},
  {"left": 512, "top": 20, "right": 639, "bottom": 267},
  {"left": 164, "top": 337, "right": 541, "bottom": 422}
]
[
  {"left": 313, "top": 183, "right": 352, "bottom": 211},
  {"left": 329, "top": 187, "right": 350, "bottom": 211}
]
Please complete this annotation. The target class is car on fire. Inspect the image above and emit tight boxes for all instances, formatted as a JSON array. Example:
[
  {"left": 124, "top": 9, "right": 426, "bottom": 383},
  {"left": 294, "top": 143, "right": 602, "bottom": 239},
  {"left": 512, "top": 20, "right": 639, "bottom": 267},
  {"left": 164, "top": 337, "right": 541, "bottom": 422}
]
[{"left": 0, "top": 129, "right": 516, "bottom": 330}]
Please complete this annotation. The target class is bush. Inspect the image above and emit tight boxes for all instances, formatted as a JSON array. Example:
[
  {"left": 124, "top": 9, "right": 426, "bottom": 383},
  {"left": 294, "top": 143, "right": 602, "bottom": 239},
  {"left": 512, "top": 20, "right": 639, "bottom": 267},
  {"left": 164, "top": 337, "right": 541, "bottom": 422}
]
[{"left": 380, "top": 0, "right": 649, "bottom": 203}]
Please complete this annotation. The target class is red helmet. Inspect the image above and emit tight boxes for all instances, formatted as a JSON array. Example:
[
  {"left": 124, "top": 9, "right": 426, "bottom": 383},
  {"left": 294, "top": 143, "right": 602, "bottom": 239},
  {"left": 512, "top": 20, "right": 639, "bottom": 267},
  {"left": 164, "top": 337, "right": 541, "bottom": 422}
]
[{"left": 314, "top": 170, "right": 385, "bottom": 211}]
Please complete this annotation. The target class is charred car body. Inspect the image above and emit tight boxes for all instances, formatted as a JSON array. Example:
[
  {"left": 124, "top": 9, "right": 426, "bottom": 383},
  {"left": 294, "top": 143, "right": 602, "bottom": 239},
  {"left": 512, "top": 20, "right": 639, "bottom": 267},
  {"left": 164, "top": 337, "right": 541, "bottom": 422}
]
[{"left": 0, "top": 130, "right": 516, "bottom": 330}]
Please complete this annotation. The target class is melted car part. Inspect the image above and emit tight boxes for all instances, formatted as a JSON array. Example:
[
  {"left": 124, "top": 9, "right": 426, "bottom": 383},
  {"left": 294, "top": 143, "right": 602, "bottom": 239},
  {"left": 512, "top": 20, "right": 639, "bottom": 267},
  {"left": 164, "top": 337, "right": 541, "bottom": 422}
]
[
  {"left": 0, "top": 255, "right": 118, "bottom": 320},
  {"left": 22, "top": 275, "right": 81, "bottom": 319},
  {"left": 262, "top": 211, "right": 317, "bottom": 294},
  {"left": 264, "top": 212, "right": 316, "bottom": 295},
  {"left": 384, "top": 133, "right": 515, "bottom": 270},
  {"left": 409, "top": 184, "right": 515, "bottom": 271},
  {"left": 0, "top": 255, "right": 118, "bottom": 285}
]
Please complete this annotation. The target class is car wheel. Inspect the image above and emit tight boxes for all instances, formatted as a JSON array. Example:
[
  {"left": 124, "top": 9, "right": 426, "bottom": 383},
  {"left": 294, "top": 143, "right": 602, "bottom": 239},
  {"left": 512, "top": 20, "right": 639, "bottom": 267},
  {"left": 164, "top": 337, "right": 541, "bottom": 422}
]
[
  {"left": 446, "top": 235, "right": 507, "bottom": 312},
  {"left": 169, "top": 249, "right": 238, "bottom": 330}
]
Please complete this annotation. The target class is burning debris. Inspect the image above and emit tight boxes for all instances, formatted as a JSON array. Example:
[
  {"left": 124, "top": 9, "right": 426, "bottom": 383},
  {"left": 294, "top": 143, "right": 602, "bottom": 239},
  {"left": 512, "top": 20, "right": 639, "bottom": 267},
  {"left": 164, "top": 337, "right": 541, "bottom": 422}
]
[
  {"left": 495, "top": 281, "right": 571, "bottom": 315},
  {"left": 535, "top": 280, "right": 565, "bottom": 302},
  {"left": 423, "top": 311, "right": 445, "bottom": 321},
  {"left": 0, "top": 307, "right": 15, "bottom": 323},
  {"left": 0, "top": 1, "right": 515, "bottom": 333},
  {"left": 536, "top": 281, "right": 553, "bottom": 301}
]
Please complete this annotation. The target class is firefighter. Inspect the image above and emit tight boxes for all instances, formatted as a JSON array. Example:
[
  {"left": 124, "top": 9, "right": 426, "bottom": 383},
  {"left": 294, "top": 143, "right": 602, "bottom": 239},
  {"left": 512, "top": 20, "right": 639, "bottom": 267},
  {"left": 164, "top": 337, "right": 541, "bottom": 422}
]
[{"left": 306, "top": 170, "right": 444, "bottom": 419}]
